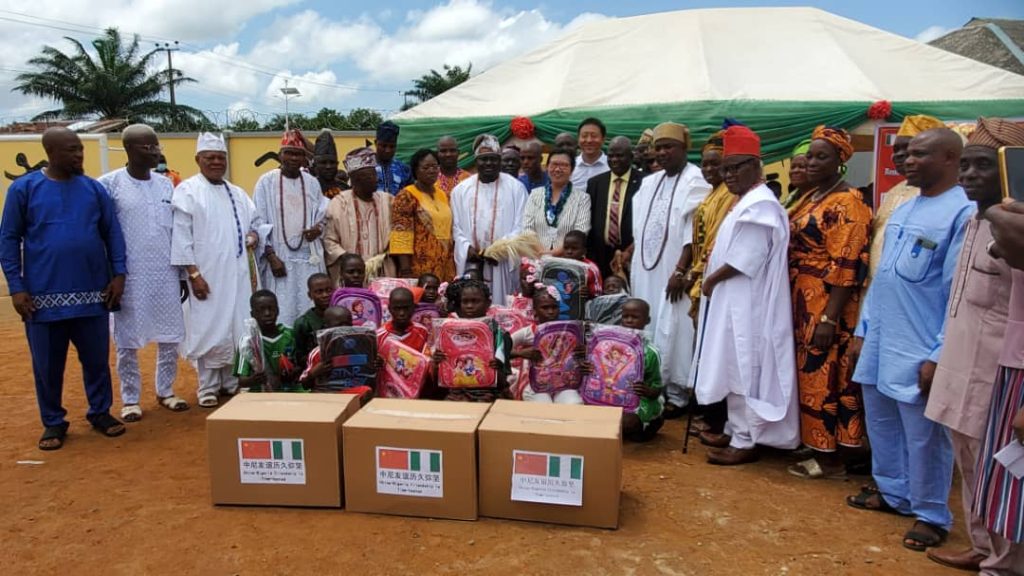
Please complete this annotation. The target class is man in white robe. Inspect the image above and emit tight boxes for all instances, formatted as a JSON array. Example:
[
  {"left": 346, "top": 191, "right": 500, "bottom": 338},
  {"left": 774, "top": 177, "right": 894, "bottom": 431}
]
[
  {"left": 451, "top": 134, "right": 526, "bottom": 305},
  {"left": 253, "top": 129, "right": 327, "bottom": 325},
  {"left": 629, "top": 122, "right": 710, "bottom": 416},
  {"left": 171, "top": 133, "right": 260, "bottom": 408},
  {"left": 322, "top": 147, "right": 392, "bottom": 284},
  {"left": 694, "top": 125, "right": 799, "bottom": 465},
  {"left": 99, "top": 124, "right": 187, "bottom": 421}
]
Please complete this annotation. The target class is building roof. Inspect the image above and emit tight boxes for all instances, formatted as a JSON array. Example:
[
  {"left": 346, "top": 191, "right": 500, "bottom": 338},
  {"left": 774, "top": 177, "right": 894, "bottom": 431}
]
[{"left": 929, "top": 18, "right": 1024, "bottom": 76}]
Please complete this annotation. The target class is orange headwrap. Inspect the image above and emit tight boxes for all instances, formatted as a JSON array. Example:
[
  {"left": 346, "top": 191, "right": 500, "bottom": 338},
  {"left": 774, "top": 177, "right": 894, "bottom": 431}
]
[
  {"left": 701, "top": 130, "right": 725, "bottom": 154},
  {"left": 811, "top": 125, "right": 854, "bottom": 162}
]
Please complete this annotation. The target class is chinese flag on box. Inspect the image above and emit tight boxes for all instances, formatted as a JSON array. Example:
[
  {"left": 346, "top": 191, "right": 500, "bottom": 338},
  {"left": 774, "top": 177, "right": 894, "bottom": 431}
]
[
  {"left": 378, "top": 448, "right": 409, "bottom": 470},
  {"left": 514, "top": 452, "right": 547, "bottom": 475},
  {"left": 241, "top": 440, "right": 272, "bottom": 459}
]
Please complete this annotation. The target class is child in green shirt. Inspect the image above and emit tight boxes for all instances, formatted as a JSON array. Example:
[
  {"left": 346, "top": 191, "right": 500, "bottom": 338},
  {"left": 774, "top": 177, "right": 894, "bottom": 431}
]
[
  {"left": 620, "top": 298, "right": 665, "bottom": 442},
  {"left": 293, "top": 272, "right": 333, "bottom": 371},
  {"left": 234, "top": 290, "right": 301, "bottom": 392}
]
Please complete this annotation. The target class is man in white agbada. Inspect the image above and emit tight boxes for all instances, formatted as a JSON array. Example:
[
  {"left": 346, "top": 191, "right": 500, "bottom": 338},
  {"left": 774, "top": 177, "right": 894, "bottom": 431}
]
[
  {"left": 98, "top": 124, "right": 187, "bottom": 422},
  {"left": 171, "top": 133, "right": 260, "bottom": 408},
  {"left": 253, "top": 129, "right": 326, "bottom": 325},
  {"left": 451, "top": 134, "right": 526, "bottom": 305},
  {"left": 694, "top": 125, "right": 799, "bottom": 465},
  {"left": 629, "top": 122, "right": 710, "bottom": 416}
]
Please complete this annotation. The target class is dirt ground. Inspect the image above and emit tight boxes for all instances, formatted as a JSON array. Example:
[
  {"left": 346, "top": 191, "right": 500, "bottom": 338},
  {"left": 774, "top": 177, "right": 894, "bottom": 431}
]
[{"left": 0, "top": 299, "right": 968, "bottom": 576}]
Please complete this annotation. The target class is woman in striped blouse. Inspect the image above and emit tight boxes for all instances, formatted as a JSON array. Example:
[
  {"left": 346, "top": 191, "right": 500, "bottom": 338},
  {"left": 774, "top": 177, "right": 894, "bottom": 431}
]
[{"left": 523, "top": 148, "right": 591, "bottom": 251}]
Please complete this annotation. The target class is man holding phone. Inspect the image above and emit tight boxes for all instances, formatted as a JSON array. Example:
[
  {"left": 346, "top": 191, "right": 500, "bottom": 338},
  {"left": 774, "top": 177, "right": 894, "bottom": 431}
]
[
  {"left": 925, "top": 117, "right": 1024, "bottom": 572},
  {"left": 971, "top": 117, "right": 1024, "bottom": 569}
]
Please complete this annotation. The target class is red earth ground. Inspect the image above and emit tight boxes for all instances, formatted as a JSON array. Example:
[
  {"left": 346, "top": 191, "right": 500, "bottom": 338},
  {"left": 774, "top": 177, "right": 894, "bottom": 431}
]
[{"left": 0, "top": 299, "right": 967, "bottom": 575}]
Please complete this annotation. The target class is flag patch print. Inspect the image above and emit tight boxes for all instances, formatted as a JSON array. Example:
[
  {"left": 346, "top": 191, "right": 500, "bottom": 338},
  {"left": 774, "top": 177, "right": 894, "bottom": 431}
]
[
  {"left": 238, "top": 438, "right": 306, "bottom": 485},
  {"left": 376, "top": 446, "right": 444, "bottom": 498},
  {"left": 511, "top": 450, "right": 584, "bottom": 506}
]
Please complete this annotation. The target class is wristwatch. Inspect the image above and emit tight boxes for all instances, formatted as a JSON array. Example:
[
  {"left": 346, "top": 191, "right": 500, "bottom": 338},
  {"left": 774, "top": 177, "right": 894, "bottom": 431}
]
[
  {"left": 189, "top": 270, "right": 202, "bottom": 280},
  {"left": 819, "top": 313, "right": 837, "bottom": 327}
]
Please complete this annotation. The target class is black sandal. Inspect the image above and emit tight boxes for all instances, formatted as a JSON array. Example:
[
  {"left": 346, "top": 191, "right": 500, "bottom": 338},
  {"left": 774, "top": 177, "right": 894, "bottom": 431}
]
[
  {"left": 903, "top": 520, "right": 947, "bottom": 551},
  {"left": 38, "top": 422, "right": 69, "bottom": 451},
  {"left": 846, "top": 485, "right": 907, "bottom": 516},
  {"left": 89, "top": 413, "right": 126, "bottom": 437}
]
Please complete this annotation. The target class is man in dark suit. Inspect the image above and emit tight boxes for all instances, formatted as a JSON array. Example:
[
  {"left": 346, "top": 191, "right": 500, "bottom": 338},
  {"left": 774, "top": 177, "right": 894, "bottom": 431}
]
[{"left": 585, "top": 136, "right": 643, "bottom": 278}]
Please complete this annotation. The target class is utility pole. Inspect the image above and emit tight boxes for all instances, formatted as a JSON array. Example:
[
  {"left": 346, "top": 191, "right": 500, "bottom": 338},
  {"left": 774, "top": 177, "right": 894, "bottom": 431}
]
[
  {"left": 155, "top": 41, "right": 180, "bottom": 107},
  {"left": 280, "top": 80, "right": 301, "bottom": 132}
]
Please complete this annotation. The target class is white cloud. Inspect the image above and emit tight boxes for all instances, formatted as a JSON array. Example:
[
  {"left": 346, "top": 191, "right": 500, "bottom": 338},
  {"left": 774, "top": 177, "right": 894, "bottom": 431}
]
[
  {"left": 0, "top": 0, "right": 300, "bottom": 43},
  {"left": 361, "top": 1, "right": 609, "bottom": 83},
  {"left": 175, "top": 43, "right": 263, "bottom": 98},
  {"left": 264, "top": 70, "right": 358, "bottom": 110},
  {"left": 0, "top": 0, "right": 609, "bottom": 120},
  {"left": 915, "top": 25, "right": 953, "bottom": 43},
  {"left": 249, "top": 10, "right": 382, "bottom": 70}
]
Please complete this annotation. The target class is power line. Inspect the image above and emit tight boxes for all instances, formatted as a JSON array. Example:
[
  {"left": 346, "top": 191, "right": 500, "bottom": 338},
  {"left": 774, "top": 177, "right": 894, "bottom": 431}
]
[{"left": 0, "top": 10, "right": 406, "bottom": 95}]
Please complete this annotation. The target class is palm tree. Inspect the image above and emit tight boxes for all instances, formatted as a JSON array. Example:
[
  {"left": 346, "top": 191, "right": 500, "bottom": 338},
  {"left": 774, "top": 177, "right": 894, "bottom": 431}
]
[
  {"left": 402, "top": 64, "right": 472, "bottom": 110},
  {"left": 14, "top": 28, "right": 208, "bottom": 126}
]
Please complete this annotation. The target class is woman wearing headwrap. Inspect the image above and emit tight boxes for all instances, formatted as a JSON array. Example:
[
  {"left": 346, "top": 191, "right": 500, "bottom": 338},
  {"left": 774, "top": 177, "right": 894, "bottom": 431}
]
[
  {"left": 390, "top": 148, "right": 456, "bottom": 281},
  {"left": 787, "top": 125, "right": 872, "bottom": 479},
  {"left": 783, "top": 140, "right": 814, "bottom": 212}
]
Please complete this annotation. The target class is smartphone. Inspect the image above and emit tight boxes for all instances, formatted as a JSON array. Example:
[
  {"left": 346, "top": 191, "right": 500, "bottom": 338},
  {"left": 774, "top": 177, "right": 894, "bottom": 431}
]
[{"left": 999, "top": 146, "right": 1024, "bottom": 201}]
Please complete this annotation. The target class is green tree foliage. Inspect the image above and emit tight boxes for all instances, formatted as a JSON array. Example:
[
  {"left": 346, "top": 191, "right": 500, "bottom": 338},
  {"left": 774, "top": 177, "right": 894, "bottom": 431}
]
[
  {"left": 227, "top": 108, "right": 385, "bottom": 132},
  {"left": 401, "top": 64, "right": 472, "bottom": 110},
  {"left": 14, "top": 28, "right": 209, "bottom": 126}
]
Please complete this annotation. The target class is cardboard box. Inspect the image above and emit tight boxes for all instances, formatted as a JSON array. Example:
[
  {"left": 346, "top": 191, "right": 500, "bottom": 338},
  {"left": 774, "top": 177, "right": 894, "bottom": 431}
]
[
  {"left": 206, "top": 392, "right": 361, "bottom": 508},
  {"left": 343, "top": 398, "right": 490, "bottom": 520},
  {"left": 478, "top": 400, "right": 622, "bottom": 528}
]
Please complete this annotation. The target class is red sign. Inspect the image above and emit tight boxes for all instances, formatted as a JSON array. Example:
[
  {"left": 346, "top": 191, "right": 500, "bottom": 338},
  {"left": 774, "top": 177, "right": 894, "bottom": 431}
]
[{"left": 871, "top": 123, "right": 902, "bottom": 211}]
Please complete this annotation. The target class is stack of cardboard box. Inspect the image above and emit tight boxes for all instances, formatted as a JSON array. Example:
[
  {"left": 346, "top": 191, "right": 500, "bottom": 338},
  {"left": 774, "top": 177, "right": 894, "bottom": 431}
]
[{"left": 207, "top": 395, "right": 623, "bottom": 528}]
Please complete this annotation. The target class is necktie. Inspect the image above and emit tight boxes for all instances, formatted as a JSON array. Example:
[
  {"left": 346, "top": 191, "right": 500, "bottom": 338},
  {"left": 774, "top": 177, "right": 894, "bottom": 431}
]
[{"left": 607, "top": 177, "right": 624, "bottom": 246}]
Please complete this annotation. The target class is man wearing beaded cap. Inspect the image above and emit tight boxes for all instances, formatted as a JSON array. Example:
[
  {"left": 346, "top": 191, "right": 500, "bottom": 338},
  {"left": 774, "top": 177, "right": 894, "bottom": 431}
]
[
  {"left": 323, "top": 147, "right": 393, "bottom": 284},
  {"left": 252, "top": 128, "right": 327, "bottom": 326},
  {"left": 450, "top": 134, "right": 527, "bottom": 305},
  {"left": 171, "top": 132, "right": 260, "bottom": 408},
  {"left": 628, "top": 122, "right": 711, "bottom": 417}
]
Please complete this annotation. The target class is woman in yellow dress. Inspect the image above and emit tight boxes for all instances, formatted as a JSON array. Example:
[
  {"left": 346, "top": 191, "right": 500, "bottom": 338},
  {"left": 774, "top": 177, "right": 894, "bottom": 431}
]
[{"left": 390, "top": 149, "right": 456, "bottom": 280}]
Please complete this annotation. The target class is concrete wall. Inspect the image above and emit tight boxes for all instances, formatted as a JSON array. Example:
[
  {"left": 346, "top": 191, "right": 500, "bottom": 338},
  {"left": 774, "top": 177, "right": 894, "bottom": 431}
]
[
  {"left": 0, "top": 131, "right": 373, "bottom": 295},
  {"left": 0, "top": 131, "right": 375, "bottom": 204}
]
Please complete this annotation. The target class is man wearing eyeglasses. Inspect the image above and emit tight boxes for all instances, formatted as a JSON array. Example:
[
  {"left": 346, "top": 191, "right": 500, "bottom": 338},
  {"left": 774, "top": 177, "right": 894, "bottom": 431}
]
[
  {"left": 98, "top": 124, "right": 187, "bottom": 422},
  {"left": 171, "top": 133, "right": 260, "bottom": 408},
  {"left": 693, "top": 125, "right": 799, "bottom": 465}
]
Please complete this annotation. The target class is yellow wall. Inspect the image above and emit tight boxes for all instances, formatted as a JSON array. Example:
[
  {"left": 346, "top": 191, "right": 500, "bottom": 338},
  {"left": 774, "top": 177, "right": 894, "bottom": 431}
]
[{"left": 0, "top": 131, "right": 374, "bottom": 203}]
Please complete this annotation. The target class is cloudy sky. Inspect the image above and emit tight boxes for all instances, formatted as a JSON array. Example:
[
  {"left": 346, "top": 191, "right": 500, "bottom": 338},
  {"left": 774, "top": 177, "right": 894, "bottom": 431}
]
[{"left": 0, "top": 0, "right": 1019, "bottom": 125}]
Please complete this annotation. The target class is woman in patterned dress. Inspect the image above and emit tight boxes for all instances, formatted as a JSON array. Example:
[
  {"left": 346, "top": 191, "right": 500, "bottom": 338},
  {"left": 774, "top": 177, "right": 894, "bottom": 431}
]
[{"left": 787, "top": 126, "right": 872, "bottom": 479}]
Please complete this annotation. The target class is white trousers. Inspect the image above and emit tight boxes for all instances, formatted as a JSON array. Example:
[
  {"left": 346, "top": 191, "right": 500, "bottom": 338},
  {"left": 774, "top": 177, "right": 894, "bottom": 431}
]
[
  {"left": 116, "top": 343, "right": 179, "bottom": 405},
  {"left": 526, "top": 389, "right": 584, "bottom": 404},
  {"left": 725, "top": 393, "right": 755, "bottom": 449},
  {"left": 196, "top": 355, "right": 238, "bottom": 399}
]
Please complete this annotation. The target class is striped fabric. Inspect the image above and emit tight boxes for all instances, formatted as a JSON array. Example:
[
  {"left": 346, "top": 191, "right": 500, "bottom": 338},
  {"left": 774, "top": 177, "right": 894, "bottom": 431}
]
[
  {"left": 973, "top": 366, "right": 1024, "bottom": 543},
  {"left": 523, "top": 185, "right": 592, "bottom": 250}
]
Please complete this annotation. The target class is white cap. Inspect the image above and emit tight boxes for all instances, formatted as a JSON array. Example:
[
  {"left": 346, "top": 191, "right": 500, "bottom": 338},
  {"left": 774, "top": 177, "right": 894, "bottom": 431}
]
[
  {"left": 474, "top": 134, "right": 500, "bottom": 156},
  {"left": 196, "top": 132, "right": 227, "bottom": 153}
]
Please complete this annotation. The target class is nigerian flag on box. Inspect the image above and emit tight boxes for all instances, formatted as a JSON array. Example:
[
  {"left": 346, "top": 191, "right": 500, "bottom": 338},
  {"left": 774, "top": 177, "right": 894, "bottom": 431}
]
[{"left": 511, "top": 450, "right": 584, "bottom": 506}]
